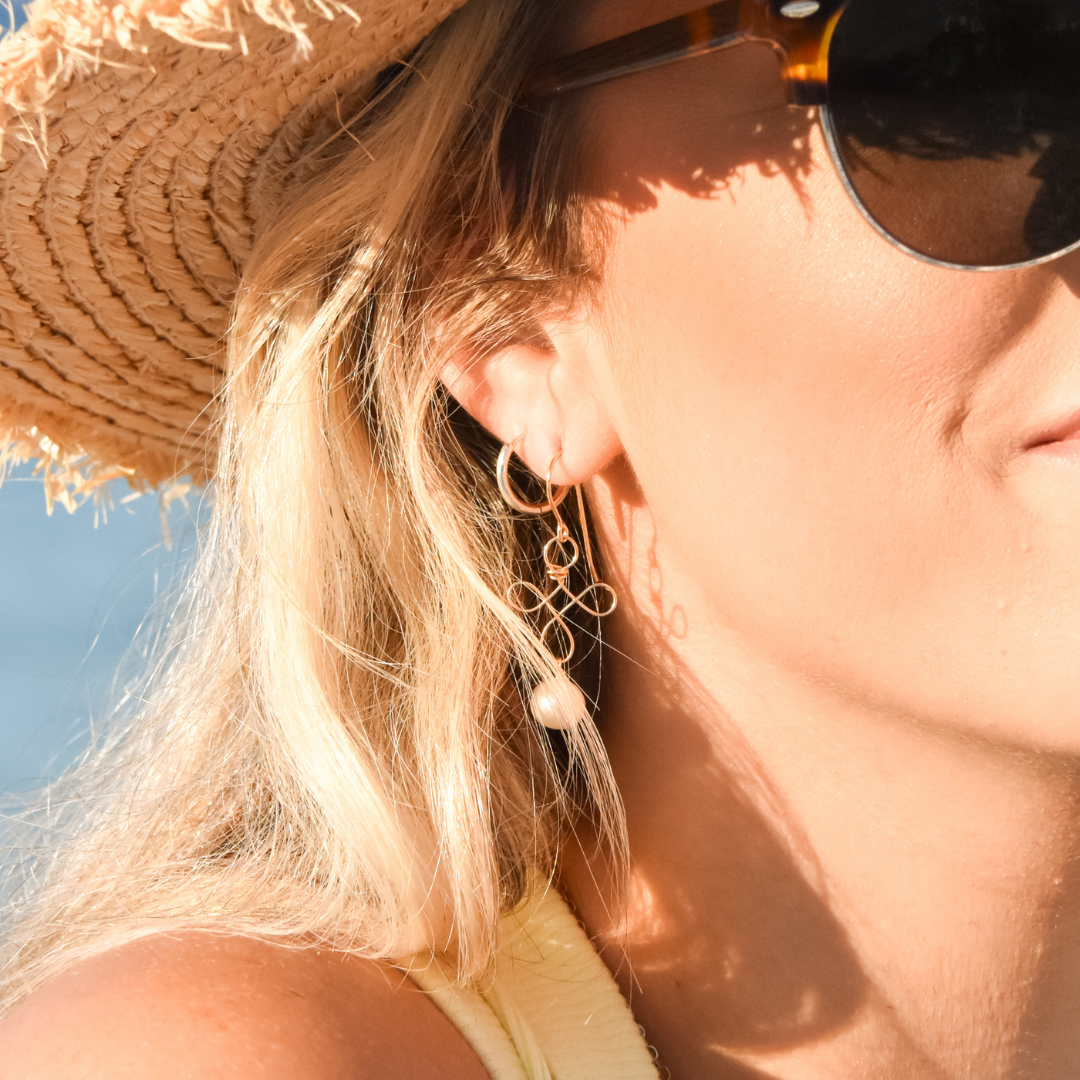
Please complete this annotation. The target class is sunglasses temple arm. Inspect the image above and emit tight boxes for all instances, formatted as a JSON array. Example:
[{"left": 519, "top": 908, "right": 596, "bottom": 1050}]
[{"left": 524, "top": 1, "right": 744, "bottom": 98}]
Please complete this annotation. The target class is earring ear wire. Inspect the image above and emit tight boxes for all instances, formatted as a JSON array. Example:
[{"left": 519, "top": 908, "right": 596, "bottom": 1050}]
[{"left": 497, "top": 443, "right": 617, "bottom": 731}]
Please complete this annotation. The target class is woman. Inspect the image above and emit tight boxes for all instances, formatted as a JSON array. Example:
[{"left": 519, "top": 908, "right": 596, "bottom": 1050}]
[{"left": 0, "top": 0, "right": 1078, "bottom": 1074}]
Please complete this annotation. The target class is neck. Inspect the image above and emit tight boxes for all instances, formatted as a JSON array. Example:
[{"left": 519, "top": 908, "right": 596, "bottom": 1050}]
[{"left": 561, "top": 469, "right": 1080, "bottom": 1080}]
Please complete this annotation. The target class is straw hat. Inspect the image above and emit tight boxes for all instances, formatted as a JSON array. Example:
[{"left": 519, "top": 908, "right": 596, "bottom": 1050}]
[{"left": 0, "top": 0, "right": 467, "bottom": 499}]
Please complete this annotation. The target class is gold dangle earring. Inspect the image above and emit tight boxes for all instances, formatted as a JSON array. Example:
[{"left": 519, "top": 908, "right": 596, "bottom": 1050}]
[{"left": 496, "top": 443, "right": 617, "bottom": 731}]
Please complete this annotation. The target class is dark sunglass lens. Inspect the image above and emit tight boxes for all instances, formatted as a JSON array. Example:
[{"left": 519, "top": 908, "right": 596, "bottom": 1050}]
[{"left": 827, "top": 0, "right": 1080, "bottom": 268}]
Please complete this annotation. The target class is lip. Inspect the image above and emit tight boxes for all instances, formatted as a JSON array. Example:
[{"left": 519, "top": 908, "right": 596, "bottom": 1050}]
[{"left": 1024, "top": 406, "right": 1080, "bottom": 458}]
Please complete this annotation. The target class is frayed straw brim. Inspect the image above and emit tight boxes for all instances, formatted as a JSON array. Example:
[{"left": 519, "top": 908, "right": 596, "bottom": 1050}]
[{"left": 0, "top": 0, "right": 465, "bottom": 500}]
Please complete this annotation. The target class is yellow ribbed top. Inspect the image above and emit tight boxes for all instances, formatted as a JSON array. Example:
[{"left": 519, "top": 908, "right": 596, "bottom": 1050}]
[{"left": 404, "top": 887, "right": 661, "bottom": 1080}]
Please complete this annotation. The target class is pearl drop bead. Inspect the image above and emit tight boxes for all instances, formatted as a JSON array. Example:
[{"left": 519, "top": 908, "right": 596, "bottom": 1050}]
[{"left": 529, "top": 676, "right": 588, "bottom": 731}]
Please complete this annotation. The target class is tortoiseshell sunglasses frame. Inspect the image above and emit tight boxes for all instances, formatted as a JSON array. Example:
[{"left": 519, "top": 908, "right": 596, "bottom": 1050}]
[
  {"left": 524, "top": 0, "right": 1080, "bottom": 273},
  {"left": 525, "top": 0, "right": 846, "bottom": 106}
]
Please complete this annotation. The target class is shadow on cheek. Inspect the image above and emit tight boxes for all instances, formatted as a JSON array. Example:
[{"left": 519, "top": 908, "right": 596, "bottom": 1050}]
[
  {"left": 576, "top": 47, "right": 818, "bottom": 218},
  {"left": 1053, "top": 248, "right": 1080, "bottom": 298}
]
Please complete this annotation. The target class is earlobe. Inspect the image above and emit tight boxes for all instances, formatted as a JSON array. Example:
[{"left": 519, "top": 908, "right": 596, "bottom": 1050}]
[{"left": 439, "top": 320, "right": 622, "bottom": 487}]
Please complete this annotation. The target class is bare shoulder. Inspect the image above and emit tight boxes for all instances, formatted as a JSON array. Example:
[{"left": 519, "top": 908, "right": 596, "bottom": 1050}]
[{"left": 0, "top": 931, "right": 491, "bottom": 1079}]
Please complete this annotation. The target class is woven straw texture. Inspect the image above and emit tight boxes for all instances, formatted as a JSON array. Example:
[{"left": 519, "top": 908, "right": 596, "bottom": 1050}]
[{"left": 0, "top": 0, "right": 465, "bottom": 492}]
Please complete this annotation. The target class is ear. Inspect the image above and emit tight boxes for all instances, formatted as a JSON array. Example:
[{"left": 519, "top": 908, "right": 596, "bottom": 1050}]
[{"left": 440, "top": 311, "right": 622, "bottom": 486}]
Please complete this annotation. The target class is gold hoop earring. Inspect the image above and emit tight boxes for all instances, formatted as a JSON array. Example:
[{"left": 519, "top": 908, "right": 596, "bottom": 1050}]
[
  {"left": 496, "top": 442, "right": 571, "bottom": 515},
  {"left": 497, "top": 446, "right": 617, "bottom": 730}
]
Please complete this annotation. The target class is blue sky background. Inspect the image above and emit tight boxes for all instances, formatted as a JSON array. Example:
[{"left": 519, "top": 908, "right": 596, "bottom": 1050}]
[
  {"left": 0, "top": 465, "right": 201, "bottom": 793},
  {"left": 0, "top": 3, "right": 21, "bottom": 33},
  {"left": 1, "top": 2, "right": 22, "bottom": 31},
  {"left": 0, "top": 5, "right": 202, "bottom": 794}
]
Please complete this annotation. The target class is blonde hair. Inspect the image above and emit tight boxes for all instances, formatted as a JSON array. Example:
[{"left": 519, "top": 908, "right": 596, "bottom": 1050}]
[{"left": 0, "top": 0, "right": 624, "bottom": 1006}]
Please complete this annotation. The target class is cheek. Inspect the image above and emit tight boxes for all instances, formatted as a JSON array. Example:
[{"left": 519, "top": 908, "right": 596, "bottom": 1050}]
[
  {"left": 597, "top": 129, "right": 1080, "bottom": 742},
  {"left": 602, "top": 130, "right": 974, "bottom": 573}
]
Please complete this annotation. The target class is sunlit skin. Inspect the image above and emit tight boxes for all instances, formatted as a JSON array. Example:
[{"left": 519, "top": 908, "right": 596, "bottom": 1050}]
[
  {"left": 5, "top": 2, "right": 1080, "bottom": 1078},
  {"left": 448, "top": 1, "right": 1080, "bottom": 1076}
]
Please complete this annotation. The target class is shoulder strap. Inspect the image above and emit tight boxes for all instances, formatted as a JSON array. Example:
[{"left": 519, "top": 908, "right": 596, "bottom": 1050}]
[{"left": 405, "top": 887, "right": 661, "bottom": 1080}]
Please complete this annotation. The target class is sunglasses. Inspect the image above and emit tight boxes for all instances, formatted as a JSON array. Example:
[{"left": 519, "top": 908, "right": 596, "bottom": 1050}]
[{"left": 527, "top": 0, "right": 1080, "bottom": 271}]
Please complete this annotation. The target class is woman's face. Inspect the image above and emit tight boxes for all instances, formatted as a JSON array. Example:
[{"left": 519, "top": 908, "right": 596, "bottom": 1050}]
[{"left": 578, "top": 0, "right": 1080, "bottom": 749}]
